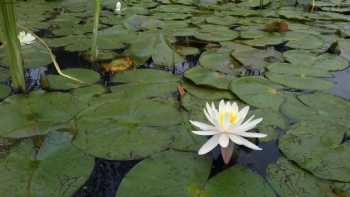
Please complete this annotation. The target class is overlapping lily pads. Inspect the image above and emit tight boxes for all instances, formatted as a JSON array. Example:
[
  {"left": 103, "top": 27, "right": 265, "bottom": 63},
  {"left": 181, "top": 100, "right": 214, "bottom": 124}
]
[
  {"left": 279, "top": 120, "right": 350, "bottom": 182},
  {"left": 73, "top": 99, "right": 202, "bottom": 160},
  {"left": 0, "top": 91, "right": 83, "bottom": 138},
  {"left": 44, "top": 68, "right": 100, "bottom": 90},
  {"left": 110, "top": 69, "right": 180, "bottom": 99},
  {"left": 267, "top": 157, "right": 337, "bottom": 197},
  {"left": 0, "top": 132, "right": 94, "bottom": 197},
  {"left": 230, "top": 77, "right": 286, "bottom": 111}
]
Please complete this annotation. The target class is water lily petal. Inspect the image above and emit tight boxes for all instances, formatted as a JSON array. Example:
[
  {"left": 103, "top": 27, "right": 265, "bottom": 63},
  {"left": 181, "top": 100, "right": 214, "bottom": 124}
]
[
  {"left": 236, "top": 118, "right": 263, "bottom": 133},
  {"left": 189, "top": 120, "right": 215, "bottom": 130},
  {"left": 192, "top": 130, "right": 220, "bottom": 136},
  {"left": 219, "top": 100, "right": 225, "bottom": 112},
  {"left": 198, "top": 135, "right": 220, "bottom": 155},
  {"left": 232, "top": 102, "right": 239, "bottom": 114},
  {"left": 229, "top": 135, "right": 262, "bottom": 150},
  {"left": 219, "top": 134, "right": 230, "bottom": 148},
  {"left": 234, "top": 131, "right": 267, "bottom": 138},
  {"left": 236, "top": 106, "right": 250, "bottom": 125},
  {"left": 204, "top": 106, "right": 216, "bottom": 126}
]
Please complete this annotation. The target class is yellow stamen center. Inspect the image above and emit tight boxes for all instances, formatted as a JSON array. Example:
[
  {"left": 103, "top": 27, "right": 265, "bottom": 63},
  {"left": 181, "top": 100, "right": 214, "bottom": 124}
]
[{"left": 219, "top": 112, "right": 238, "bottom": 127}]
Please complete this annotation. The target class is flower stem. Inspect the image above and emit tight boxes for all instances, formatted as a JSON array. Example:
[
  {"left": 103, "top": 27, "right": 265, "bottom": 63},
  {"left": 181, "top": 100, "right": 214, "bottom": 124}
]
[
  {"left": 91, "top": 0, "right": 101, "bottom": 61},
  {"left": 0, "top": 0, "right": 26, "bottom": 92}
]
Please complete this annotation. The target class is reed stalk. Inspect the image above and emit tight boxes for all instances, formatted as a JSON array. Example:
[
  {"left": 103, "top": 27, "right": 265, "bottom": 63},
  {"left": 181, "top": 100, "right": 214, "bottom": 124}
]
[
  {"left": 0, "top": 0, "right": 26, "bottom": 92},
  {"left": 90, "top": 0, "right": 101, "bottom": 61}
]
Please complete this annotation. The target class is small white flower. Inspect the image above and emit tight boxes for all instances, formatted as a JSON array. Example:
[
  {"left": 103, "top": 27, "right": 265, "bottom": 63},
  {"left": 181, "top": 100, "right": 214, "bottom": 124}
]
[
  {"left": 114, "top": 1, "right": 124, "bottom": 14},
  {"left": 190, "top": 100, "right": 266, "bottom": 157},
  {"left": 18, "top": 31, "right": 35, "bottom": 45}
]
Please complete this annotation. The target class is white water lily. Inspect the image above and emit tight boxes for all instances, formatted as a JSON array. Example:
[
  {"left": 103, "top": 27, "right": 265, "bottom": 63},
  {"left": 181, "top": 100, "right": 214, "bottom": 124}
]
[
  {"left": 114, "top": 1, "right": 126, "bottom": 14},
  {"left": 17, "top": 31, "right": 35, "bottom": 45},
  {"left": 190, "top": 100, "right": 266, "bottom": 162}
]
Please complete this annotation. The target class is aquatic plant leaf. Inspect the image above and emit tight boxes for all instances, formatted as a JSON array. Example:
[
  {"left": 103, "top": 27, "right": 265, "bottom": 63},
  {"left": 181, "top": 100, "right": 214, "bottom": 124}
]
[
  {"left": 0, "top": 91, "right": 83, "bottom": 138},
  {"left": 73, "top": 99, "right": 199, "bottom": 160},
  {"left": 253, "top": 108, "right": 288, "bottom": 142},
  {"left": 267, "top": 157, "right": 337, "bottom": 197},
  {"left": 45, "top": 68, "right": 100, "bottom": 91},
  {"left": 184, "top": 66, "right": 235, "bottom": 90},
  {"left": 267, "top": 63, "right": 331, "bottom": 77},
  {"left": 194, "top": 28, "right": 239, "bottom": 42},
  {"left": 116, "top": 151, "right": 211, "bottom": 197},
  {"left": 110, "top": 69, "right": 179, "bottom": 99},
  {"left": 0, "top": 132, "right": 94, "bottom": 197},
  {"left": 152, "top": 34, "right": 184, "bottom": 67},
  {"left": 298, "top": 92, "right": 350, "bottom": 128},
  {"left": 198, "top": 50, "right": 236, "bottom": 74},
  {"left": 279, "top": 120, "right": 350, "bottom": 182},
  {"left": 230, "top": 77, "right": 285, "bottom": 111},
  {"left": 265, "top": 72, "right": 334, "bottom": 90},
  {"left": 0, "top": 66, "right": 9, "bottom": 81},
  {"left": 285, "top": 32, "right": 326, "bottom": 50},
  {"left": 0, "top": 84, "right": 10, "bottom": 100},
  {"left": 204, "top": 165, "right": 275, "bottom": 197},
  {"left": 232, "top": 46, "right": 282, "bottom": 69},
  {"left": 0, "top": 44, "right": 52, "bottom": 68}
]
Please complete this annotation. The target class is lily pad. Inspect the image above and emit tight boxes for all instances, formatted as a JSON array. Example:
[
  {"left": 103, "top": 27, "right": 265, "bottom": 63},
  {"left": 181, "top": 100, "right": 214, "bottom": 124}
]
[
  {"left": 279, "top": 120, "right": 350, "bottom": 182},
  {"left": 204, "top": 165, "right": 275, "bottom": 197},
  {"left": 267, "top": 157, "right": 337, "bottom": 197},
  {"left": 194, "top": 28, "right": 239, "bottom": 42},
  {"left": 230, "top": 77, "right": 285, "bottom": 111},
  {"left": 0, "top": 91, "right": 83, "bottom": 138},
  {"left": 232, "top": 46, "right": 282, "bottom": 69},
  {"left": 0, "top": 132, "right": 94, "bottom": 196},
  {"left": 184, "top": 66, "right": 235, "bottom": 90},
  {"left": 254, "top": 108, "right": 288, "bottom": 142},
  {"left": 72, "top": 99, "right": 199, "bottom": 160},
  {"left": 265, "top": 72, "right": 334, "bottom": 90},
  {"left": 0, "top": 84, "right": 10, "bottom": 100},
  {"left": 0, "top": 44, "right": 52, "bottom": 69},
  {"left": 285, "top": 32, "right": 326, "bottom": 50},
  {"left": 110, "top": 69, "right": 179, "bottom": 99},
  {"left": 116, "top": 150, "right": 211, "bottom": 197},
  {"left": 298, "top": 92, "right": 350, "bottom": 128},
  {"left": 198, "top": 50, "right": 236, "bottom": 74},
  {"left": 45, "top": 68, "right": 100, "bottom": 91}
]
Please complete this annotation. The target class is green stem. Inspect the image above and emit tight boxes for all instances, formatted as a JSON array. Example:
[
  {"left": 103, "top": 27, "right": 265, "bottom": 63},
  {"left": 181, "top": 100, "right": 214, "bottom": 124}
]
[
  {"left": 91, "top": 0, "right": 101, "bottom": 61},
  {"left": 0, "top": 0, "right": 26, "bottom": 92}
]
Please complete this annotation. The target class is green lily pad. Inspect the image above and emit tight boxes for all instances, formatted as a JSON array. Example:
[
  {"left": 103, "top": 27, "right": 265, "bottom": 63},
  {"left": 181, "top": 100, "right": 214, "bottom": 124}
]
[
  {"left": 0, "top": 132, "right": 94, "bottom": 196},
  {"left": 279, "top": 120, "right": 350, "bottom": 182},
  {"left": 254, "top": 108, "right": 288, "bottom": 142},
  {"left": 267, "top": 63, "right": 331, "bottom": 77},
  {"left": 110, "top": 69, "right": 179, "bottom": 99},
  {"left": 194, "top": 28, "right": 239, "bottom": 42},
  {"left": 0, "top": 67, "right": 9, "bottom": 81},
  {"left": 0, "top": 91, "right": 83, "bottom": 138},
  {"left": 45, "top": 68, "right": 100, "bottom": 91},
  {"left": 0, "top": 84, "right": 10, "bottom": 100},
  {"left": 0, "top": 44, "right": 52, "bottom": 69},
  {"left": 198, "top": 50, "right": 236, "bottom": 74},
  {"left": 267, "top": 157, "right": 337, "bottom": 197},
  {"left": 204, "top": 165, "right": 275, "bottom": 197},
  {"left": 283, "top": 50, "right": 317, "bottom": 66},
  {"left": 116, "top": 150, "right": 211, "bottom": 197},
  {"left": 265, "top": 72, "right": 334, "bottom": 90},
  {"left": 73, "top": 99, "right": 198, "bottom": 160},
  {"left": 152, "top": 34, "right": 184, "bottom": 67},
  {"left": 230, "top": 77, "right": 285, "bottom": 111},
  {"left": 232, "top": 46, "right": 282, "bottom": 69},
  {"left": 298, "top": 92, "right": 350, "bottom": 128},
  {"left": 285, "top": 32, "right": 326, "bottom": 50},
  {"left": 184, "top": 66, "right": 235, "bottom": 90}
]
